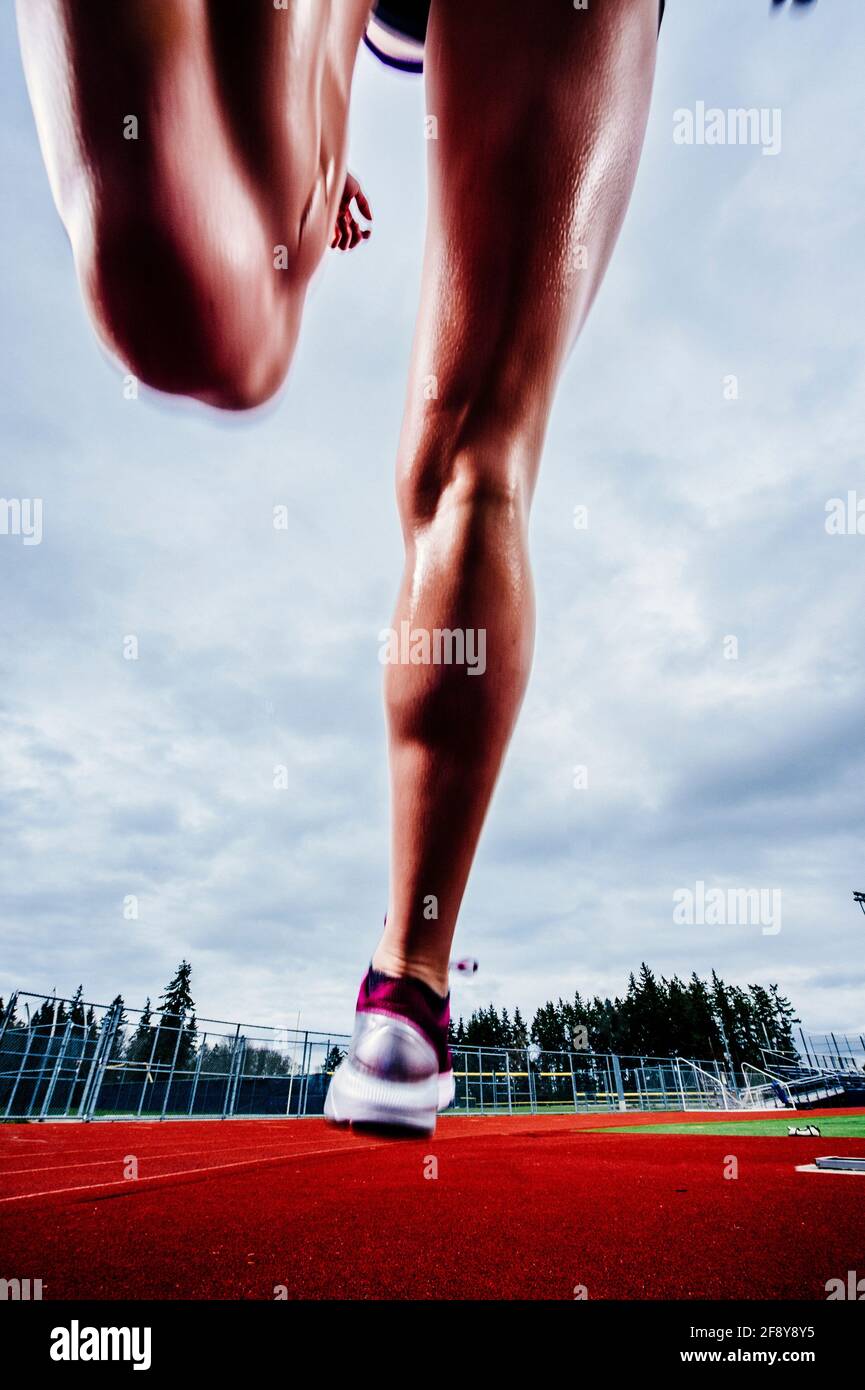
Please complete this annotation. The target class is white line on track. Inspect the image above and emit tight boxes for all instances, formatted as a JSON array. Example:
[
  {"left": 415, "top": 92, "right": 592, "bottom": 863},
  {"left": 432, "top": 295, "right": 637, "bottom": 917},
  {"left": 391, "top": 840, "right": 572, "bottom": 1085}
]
[
  {"left": 0, "top": 1126, "right": 332, "bottom": 1163},
  {"left": 0, "top": 1141, "right": 386, "bottom": 1204},
  {"left": 0, "top": 1135, "right": 326, "bottom": 1163},
  {"left": 0, "top": 1142, "right": 337, "bottom": 1177}
]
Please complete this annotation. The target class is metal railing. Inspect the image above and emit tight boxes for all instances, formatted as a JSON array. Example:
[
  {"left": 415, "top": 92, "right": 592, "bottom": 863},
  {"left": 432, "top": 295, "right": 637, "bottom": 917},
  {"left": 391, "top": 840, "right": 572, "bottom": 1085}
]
[
  {"left": 0, "top": 992, "right": 346, "bottom": 1122},
  {"left": 1, "top": 989, "right": 857, "bottom": 1121},
  {"left": 798, "top": 1029, "right": 865, "bottom": 1073}
]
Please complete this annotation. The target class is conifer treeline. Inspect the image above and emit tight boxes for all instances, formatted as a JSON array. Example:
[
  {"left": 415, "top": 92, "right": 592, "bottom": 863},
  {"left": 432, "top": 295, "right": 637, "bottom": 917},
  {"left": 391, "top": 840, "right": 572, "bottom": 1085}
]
[{"left": 449, "top": 963, "right": 799, "bottom": 1069}]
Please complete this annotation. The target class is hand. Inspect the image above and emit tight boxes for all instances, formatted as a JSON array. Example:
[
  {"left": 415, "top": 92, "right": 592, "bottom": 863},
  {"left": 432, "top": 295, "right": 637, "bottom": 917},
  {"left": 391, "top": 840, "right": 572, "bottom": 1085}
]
[{"left": 331, "top": 172, "right": 372, "bottom": 251}]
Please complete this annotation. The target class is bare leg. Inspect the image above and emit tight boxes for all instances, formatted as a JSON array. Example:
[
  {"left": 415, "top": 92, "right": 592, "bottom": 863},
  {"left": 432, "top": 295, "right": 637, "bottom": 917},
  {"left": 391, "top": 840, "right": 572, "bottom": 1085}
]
[
  {"left": 375, "top": 0, "right": 659, "bottom": 993},
  {"left": 16, "top": 0, "right": 371, "bottom": 407}
]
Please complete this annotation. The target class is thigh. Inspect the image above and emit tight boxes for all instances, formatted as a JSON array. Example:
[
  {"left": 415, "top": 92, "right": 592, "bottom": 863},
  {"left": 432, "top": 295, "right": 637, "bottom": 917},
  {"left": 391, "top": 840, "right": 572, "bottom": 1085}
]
[
  {"left": 404, "top": 0, "right": 659, "bottom": 478},
  {"left": 16, "top": 0, "right": 370, "bottom": 403},
  {"left": 17, "top": 0, "right": 368, "bottom": 241}
]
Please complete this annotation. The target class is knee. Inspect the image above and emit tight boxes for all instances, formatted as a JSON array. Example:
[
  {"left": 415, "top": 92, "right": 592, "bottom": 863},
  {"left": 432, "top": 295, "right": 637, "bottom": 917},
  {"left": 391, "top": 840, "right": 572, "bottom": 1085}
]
[
  {"left": 81, "top": 216, "right": 301, "bottom": 410},
  {"left": 395, "top": 420, "right": 534, "bottom": 538}
]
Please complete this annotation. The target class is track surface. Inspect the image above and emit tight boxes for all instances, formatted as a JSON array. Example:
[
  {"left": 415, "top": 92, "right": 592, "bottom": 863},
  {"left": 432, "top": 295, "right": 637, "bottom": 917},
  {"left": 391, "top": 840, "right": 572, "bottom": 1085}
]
[{"left": 2, "top": 1110, "right": 864, "bottom": 1300}]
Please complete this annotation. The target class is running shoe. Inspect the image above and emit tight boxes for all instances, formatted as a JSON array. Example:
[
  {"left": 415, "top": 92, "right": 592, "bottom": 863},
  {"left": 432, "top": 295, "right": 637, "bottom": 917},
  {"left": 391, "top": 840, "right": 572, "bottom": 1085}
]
[{"left": 325, "top": 966, "right": 453, "bottom": 1136}]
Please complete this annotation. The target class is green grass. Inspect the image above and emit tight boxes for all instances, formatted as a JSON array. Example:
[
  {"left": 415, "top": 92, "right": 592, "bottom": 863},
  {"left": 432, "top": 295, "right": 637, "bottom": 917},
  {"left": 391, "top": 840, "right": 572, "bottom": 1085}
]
[{"left": 589, "top": 1115, "right": 865, "bottom": 1138}]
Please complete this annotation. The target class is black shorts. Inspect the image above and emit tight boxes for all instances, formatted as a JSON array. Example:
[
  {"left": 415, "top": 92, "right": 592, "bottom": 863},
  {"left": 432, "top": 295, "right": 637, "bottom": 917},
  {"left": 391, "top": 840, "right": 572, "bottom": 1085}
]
[{"left": 365, "top": 0, "right": 665, "bottom": 75}]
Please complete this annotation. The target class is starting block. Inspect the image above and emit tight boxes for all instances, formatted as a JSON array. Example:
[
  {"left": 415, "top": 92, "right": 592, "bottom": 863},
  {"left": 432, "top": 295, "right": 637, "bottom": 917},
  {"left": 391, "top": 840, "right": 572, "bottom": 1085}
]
[{"left": 815, "top": 1155, "right": 865, "bottom": 1173}]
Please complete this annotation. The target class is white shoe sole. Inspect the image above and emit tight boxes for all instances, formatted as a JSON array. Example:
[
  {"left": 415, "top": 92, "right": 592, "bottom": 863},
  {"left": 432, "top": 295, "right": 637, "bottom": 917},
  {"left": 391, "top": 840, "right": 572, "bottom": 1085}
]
[
  {"left": 324, "top": 1013, "right": 451, "bottom": 1137},
  {"left": 325, "top": 1055, "right": 438, "bottom": 1135}
]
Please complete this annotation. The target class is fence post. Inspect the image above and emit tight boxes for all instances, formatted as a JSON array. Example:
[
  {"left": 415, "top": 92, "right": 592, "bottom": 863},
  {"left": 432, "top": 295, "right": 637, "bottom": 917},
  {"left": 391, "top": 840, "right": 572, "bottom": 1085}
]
[
  {"left": 286, "top": 1035, "right": 297, "bottom": 1117},
  {"left": 188, "top": 1033, "right": 206, "bottom": 1116},
  {"left": 295, "top": 1032, "right": 309, "bottom": 1116},
  {"left": 222, "top": 1025, "right": 241, "bottom": 1118},
  {"left": 160, "top": 1015, "right": 187, "bottom": 1121},
  {"left": 659, "top": 1060, "right": 669, "bottom": 1110},
  {"left": 78, "top": 1004, "right": 121, "bottom": 1122},
  {"left": 505, "top": 1051, "right": 513, "bottom": 1115},
  {"left": 830, "top": 1032, "right": 842, "bottom": 1070},
  {"left": 611, "top": 1053, "right": 627, "bottom": 1112},
  {"left": 39, "top": 1016, "right": 73, "bottom": 1119},
  {"left": 227, "top": 1037, "right": 245, "bottom": 1117},
  {"left": 68, "top": 1014, "right": 100, "bottom": 1116},
  {"left": 674, "top": 1054, "right": 685, "bottom": 1109},
  {"left": 4, "top": 1022, "right": 38, "bottom": 1120},
  {"left": 27, "top": 999, "right": 62, "bottom": 1119},
  {"left": 568, "top": 1050, "right": 577, "bottom": 1113},
  {"left": 137, "top": 1017, "right": 163, "bottom": 1117}
]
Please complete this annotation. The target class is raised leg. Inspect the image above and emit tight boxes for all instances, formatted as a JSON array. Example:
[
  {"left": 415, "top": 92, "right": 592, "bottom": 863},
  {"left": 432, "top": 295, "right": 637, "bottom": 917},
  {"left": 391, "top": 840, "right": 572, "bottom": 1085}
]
[
  {"left": 375, "top": 0, "right": 659, "bottom": 993},
  {"left": 16, "top": 0, "right": 371, "bottom": 407}
]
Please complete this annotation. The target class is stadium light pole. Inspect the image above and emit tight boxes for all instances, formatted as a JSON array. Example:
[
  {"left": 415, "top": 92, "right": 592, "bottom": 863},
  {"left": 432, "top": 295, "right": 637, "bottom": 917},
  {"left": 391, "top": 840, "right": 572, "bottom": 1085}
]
[{"left": 854, "top": 891, "right": 865, "bottom": 917}]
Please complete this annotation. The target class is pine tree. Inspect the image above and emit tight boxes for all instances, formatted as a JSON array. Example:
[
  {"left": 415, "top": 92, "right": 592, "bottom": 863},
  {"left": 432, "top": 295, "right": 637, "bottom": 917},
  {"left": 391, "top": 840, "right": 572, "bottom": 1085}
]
[
  {"left": 126, "top": 998, "right": 154, "bottom": 1064},
  {"left": 510, "top": 1008, "right": 528, "bottom": 1047},
  {"left": 0, "top": 996, "right": 19, "bottom": 1033},
  {"left": 31, "top": 995, "right": 67, "bottom": 1033},
  {"left": 686, "top": 972, "right": 722, "bottom": 1063},
  {"left": 323, "top": 1044, "right": 345, "bottom": 1074},
  {"left": 711, "top": 972, "right": 745, "bottom": 1070},
  {"left": 630, "top": 963, "right": 667, "bottom": 1055},
  {"left": 69, "top": 985, "right": 86, "bottom": 1029},
  {"left": 746, "top": 983, "right": 775, "bottom": 1055},
  {"left": 768, "top": 984, "right": 797, "bottom": 1056},
  {"left": 154, "top": 962, "right": 197, "bottom": 1068},
  {"left": 107, "top": 995, "right": 128, "bottom": 1061}
]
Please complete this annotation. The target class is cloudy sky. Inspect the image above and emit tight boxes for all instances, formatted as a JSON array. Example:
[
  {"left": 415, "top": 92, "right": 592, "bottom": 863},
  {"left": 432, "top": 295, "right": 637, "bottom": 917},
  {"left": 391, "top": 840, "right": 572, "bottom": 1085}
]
[{"left": 2, "top": 0, "right": 864, "bottom": 1042}]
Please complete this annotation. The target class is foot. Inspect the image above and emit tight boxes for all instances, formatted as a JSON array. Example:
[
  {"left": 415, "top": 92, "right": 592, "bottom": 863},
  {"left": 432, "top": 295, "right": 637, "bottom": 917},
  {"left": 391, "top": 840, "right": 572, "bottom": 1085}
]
[{"left": 325, "top": 967, "right": 453, "bottom": 1137}]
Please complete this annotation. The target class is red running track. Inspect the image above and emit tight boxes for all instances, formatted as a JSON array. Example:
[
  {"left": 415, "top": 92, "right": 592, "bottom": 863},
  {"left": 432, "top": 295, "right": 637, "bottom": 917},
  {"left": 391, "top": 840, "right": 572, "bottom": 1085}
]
[{"left": 2, "top": 1110, "right": 864, "bottom": 1300}]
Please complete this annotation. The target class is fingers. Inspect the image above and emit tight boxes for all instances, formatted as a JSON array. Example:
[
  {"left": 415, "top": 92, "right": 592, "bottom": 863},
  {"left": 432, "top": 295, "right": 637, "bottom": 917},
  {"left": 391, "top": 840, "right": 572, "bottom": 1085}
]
[
  {"left": 353, "top": 187, "right": 373, "bottom": 222},
  {"left": 330, "top": 198, "right": 372, "bottom": 252}
]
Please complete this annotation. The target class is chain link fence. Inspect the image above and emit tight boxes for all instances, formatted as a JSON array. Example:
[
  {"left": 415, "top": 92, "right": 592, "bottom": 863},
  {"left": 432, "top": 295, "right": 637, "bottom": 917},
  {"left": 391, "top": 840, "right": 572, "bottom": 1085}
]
[
  {"left": 1, "top": 989, "right": 858, "bottom": 1121},
  {"left": 0, "top": 992, "right": 345, "bottom": 1122}
]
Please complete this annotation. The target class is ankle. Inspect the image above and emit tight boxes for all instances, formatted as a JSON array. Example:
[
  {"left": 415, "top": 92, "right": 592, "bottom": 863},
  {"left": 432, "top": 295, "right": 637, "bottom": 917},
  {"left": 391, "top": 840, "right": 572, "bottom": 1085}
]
[{"left": 370, "top": 946, "right": 449, "bottom": 999}]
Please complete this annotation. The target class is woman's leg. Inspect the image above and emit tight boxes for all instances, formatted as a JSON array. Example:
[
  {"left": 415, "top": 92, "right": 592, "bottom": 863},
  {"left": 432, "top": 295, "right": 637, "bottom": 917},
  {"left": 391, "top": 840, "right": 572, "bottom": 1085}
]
[
  {"left": 16, "top": 0, "right": 371, "bottom": 407},
  {"left": 375, "top": 0, "right": 659, "bottom": 994}
]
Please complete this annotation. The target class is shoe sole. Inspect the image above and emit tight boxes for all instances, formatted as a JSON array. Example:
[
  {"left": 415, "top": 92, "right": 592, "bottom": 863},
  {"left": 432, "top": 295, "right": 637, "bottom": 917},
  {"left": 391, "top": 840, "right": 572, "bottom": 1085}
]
[{"left": 325, "top": 1055, "right": 438, "bottom": 1137}]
